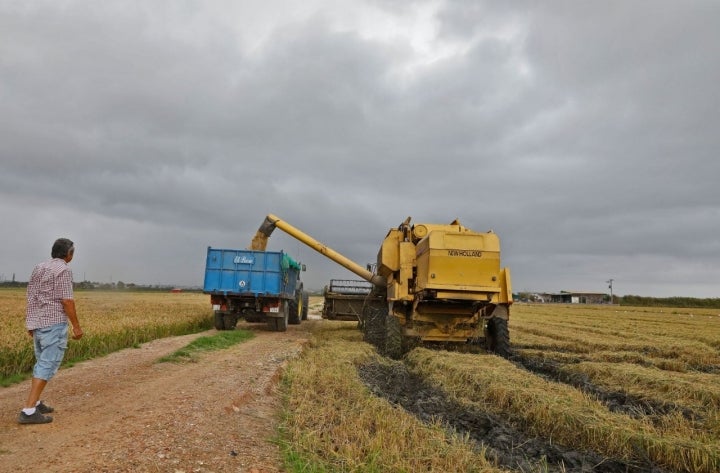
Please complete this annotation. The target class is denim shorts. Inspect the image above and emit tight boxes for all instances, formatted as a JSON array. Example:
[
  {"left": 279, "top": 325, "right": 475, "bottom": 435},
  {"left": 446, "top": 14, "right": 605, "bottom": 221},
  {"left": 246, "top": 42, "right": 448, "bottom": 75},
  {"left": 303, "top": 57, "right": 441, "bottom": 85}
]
[{"left": 32, "top": 322, "right": 69, "bottom": 381}]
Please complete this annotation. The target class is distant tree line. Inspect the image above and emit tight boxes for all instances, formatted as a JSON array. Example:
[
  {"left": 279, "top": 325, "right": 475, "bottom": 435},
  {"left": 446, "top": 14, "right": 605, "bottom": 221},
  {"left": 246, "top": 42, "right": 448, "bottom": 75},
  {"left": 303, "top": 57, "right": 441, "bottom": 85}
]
[
  {"left": 618, "top": 295, "right": 720, "bottom": 309},
  {"left": 514, "top": 292, "right": 720, "bottom": 308},
  {"left": 0, "top": 280, "right": 25, "bottom": 288},
  {"left": 0, "top": 280, "right": 200, "bottom": 292}
]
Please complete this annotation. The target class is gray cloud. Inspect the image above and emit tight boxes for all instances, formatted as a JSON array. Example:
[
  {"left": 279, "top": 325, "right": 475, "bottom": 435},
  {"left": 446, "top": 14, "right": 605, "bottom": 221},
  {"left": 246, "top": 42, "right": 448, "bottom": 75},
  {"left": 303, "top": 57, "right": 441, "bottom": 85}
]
[{"left": 1, "top": 1, "right": 719, "bottom": 297}]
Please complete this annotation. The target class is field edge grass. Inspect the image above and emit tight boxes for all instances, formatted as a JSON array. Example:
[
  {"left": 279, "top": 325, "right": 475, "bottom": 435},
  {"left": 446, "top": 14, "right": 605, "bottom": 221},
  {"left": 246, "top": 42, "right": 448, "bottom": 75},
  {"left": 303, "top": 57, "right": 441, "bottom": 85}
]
[{"left": 157, "top": 329, "right": 254, "bottom": 363}]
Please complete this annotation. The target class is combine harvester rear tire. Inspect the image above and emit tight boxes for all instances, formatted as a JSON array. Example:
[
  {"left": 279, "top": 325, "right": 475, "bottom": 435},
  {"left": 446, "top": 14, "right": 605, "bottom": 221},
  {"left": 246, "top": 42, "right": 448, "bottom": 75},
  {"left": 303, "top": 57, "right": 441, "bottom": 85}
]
[
  {"left": 362, "top": 306, "right": 386, "bottom": 352},
  {"left": 384, "top": 315, "right": 403, "bottom": 359},
  {"left": 486, "top": 317, "right": 510, "bottom": 357},
  {"left": 361, "top": 305, "right": 420, "bottom": 360}
]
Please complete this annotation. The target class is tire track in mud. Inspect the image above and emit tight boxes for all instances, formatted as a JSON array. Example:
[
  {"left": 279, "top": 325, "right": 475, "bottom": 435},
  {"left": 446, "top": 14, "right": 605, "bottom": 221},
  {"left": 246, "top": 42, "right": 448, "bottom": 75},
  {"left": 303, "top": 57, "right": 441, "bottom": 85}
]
[
  {"left": 358, "top": 359, "right": 669, "bottom": 473},
  {"left": 512, "top": 354, "right": 701, "bottom": 425}
]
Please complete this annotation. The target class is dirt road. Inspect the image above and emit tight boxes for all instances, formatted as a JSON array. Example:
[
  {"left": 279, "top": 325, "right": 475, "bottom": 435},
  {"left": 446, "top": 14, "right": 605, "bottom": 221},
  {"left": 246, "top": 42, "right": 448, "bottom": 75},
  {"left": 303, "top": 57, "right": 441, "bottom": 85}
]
[{"left": 0, "top": 320, "right": 314, "bottom": 473}]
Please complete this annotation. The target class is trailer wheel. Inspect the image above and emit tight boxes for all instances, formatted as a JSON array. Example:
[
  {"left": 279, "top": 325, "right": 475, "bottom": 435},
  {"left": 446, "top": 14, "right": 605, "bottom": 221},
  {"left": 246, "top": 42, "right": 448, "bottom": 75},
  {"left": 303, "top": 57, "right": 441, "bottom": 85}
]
[
  {"left": 213, "top": 312, "right": 225, "bottom": 331},
  {"left": 223, "top": 313, "right": 237, "bottom": 330},
  {"left": 278, "top": 302, "right": 289, "bottom": 331},
  {"left": 486, "top": 317, "right": 510, "bottom": 357},
  {"left": 289, "top": 297, "right": 301, "bottom": 325},
  {"left": 268, "top": 302, "right": 289, "bottom": 332},
  {"left": 301, "top": 292, "right": 309, "bottom": 320},
  {"left": 242, "top": 311, "right": 263, "bottom": 323}
]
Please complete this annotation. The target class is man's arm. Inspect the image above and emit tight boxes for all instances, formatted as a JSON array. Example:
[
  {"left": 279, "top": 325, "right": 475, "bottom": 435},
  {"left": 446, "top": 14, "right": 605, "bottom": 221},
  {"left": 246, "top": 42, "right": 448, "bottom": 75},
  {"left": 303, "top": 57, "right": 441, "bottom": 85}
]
[{"left": 61, "top": 299, "right": 83, "bottom": 340}]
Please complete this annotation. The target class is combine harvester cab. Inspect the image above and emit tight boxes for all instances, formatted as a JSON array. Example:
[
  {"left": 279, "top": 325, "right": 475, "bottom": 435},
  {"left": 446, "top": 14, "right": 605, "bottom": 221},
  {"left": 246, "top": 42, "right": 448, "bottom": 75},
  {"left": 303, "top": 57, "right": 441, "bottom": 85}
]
[{"left": 203, "top": 247, "right": 307, "bottom": 332}]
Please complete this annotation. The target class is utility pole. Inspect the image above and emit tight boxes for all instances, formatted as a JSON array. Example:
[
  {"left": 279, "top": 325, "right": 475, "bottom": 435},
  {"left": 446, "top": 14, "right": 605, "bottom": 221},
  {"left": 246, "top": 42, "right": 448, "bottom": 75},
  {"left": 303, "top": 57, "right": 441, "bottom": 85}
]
[{"left": 606, "top": 279, "right": 614, "bottom": 304}]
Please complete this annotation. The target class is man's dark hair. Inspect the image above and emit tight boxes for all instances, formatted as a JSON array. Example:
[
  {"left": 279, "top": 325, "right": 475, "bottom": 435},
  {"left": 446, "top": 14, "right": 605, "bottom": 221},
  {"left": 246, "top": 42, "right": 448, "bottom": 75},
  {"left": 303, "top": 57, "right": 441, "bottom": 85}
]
[{"left": 51, "top": 238, "right": 75, "bottom": 259}]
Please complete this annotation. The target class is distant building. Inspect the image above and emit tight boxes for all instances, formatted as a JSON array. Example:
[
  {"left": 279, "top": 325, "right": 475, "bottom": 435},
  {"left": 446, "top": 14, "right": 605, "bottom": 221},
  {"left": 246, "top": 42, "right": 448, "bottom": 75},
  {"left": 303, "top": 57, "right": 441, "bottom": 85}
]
[{"left": 548, "top": 291, "right": 608, "bottom": 304}]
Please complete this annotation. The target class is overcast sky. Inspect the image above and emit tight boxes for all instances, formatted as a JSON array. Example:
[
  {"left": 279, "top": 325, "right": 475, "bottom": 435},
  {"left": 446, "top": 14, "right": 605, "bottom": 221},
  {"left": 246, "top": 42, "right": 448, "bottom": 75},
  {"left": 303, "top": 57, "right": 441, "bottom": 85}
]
[{"left": 2, "top": 1, "right": 719, "bottom": 298}]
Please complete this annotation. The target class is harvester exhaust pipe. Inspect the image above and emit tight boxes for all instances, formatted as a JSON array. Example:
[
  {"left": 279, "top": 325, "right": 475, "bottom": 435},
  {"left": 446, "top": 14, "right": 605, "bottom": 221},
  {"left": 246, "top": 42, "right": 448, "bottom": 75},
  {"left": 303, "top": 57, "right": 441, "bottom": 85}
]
[{"left": 250, "top": 214, "right": 386, "bottom": 288}]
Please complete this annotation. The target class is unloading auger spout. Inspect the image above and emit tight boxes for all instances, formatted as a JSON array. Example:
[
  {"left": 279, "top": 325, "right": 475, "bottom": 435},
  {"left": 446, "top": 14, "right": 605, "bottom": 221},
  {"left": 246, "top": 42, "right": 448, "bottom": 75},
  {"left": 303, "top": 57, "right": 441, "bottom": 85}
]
[{"left": 250, "top": 214, "right": 386, "bottom": 288}]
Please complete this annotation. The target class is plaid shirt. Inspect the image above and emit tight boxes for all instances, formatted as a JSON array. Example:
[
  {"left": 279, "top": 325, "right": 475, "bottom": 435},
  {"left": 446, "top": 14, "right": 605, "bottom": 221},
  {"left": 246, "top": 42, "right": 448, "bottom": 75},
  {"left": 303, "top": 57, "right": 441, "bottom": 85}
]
[{"left": 26, "top": 258, "right": 74, "bottom": 330}]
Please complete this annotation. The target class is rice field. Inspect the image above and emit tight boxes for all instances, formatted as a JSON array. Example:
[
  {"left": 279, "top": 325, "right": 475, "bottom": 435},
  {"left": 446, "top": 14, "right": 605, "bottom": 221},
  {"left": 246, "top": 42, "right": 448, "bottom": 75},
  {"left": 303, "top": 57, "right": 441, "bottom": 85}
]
[
  {"left": 0, "top": 288, "right": 212, "bottom": 381},
  {"left": 280, "top": 303, "right": 720, "bottom": 473},
  {"left": 3, "top": 287, "right": 720, "bottom": 472}
]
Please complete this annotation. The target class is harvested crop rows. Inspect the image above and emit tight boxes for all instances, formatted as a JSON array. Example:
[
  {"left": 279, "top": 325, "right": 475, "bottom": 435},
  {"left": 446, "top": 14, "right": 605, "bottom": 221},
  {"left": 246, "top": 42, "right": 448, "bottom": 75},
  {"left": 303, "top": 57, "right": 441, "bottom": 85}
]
[{"left": 282, "top": 303, "right": 720, "bottom": 473}]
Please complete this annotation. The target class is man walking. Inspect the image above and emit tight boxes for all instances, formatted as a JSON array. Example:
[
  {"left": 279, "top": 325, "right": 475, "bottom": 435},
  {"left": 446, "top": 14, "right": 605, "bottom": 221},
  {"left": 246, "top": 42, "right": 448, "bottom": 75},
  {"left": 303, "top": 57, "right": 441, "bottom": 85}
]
[{"left": 18, "top": 238, "right": 83, "bottom": 424}]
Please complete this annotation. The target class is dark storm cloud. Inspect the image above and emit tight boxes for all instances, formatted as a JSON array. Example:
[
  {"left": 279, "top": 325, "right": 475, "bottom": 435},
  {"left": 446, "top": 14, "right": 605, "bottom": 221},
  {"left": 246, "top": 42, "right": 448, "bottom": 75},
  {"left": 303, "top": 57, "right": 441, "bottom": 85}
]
[
  {"left": 424, "top": 1, "right": 720, "bottom": 295},
  {"left": 1, "top": 1, "right": 719, "bottom": 297}
]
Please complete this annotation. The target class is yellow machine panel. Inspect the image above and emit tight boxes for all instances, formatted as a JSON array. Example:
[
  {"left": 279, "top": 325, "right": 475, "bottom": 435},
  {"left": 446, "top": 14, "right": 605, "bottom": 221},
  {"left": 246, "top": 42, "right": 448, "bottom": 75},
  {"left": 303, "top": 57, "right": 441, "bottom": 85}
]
[
  {"left": 416, "top": 231, "right": 501, "bottom": 293},
  {"left": 387, "top": 242, "right": 416, "bottom": 302},
  {"left": 377, "top": 228, "right": 402, "bottom": 278}
]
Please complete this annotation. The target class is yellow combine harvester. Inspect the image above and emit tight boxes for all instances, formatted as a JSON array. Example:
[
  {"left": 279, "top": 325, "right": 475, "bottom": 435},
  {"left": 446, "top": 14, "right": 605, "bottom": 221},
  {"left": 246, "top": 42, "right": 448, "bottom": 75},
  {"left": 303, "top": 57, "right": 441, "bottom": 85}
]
[{"left": 251, "top": 214, "right": 512, "bottom": 358}]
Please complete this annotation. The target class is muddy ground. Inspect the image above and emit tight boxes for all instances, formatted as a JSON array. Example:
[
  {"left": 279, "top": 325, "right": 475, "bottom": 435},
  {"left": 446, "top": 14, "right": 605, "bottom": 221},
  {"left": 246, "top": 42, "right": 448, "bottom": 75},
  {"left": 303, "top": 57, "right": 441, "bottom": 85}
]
[
  {"left": 513, "top": 354, "right": 701, "bottom": 425},
  {"left": 358, "top": 357, "right": 671, "bottom": 473}
]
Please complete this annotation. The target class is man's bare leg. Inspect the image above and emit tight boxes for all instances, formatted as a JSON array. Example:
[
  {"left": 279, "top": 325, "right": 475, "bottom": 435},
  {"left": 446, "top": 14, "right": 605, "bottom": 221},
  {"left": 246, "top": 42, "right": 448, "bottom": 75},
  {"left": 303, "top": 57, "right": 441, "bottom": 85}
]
[{"left": 24, "top": 377, "right": 47, "bottom": 409}]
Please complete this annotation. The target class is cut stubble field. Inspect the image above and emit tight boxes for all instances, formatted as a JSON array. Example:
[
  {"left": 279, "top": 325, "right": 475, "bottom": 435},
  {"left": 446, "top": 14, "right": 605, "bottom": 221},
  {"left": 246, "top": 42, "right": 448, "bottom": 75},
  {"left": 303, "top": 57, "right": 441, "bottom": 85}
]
[
  {"left": 284, "top": 303, "right": 720, "bottom": 473},
  {"left": 2, "top": 288, "right": 720, "bottom": 472}
]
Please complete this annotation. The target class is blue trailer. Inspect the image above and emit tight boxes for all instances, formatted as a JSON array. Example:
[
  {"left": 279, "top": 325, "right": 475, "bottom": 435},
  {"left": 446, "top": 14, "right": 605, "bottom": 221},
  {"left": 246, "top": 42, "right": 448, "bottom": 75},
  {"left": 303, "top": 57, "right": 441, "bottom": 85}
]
[{"left": 203, "top": 247, "right": 307, "bottom": 331}]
